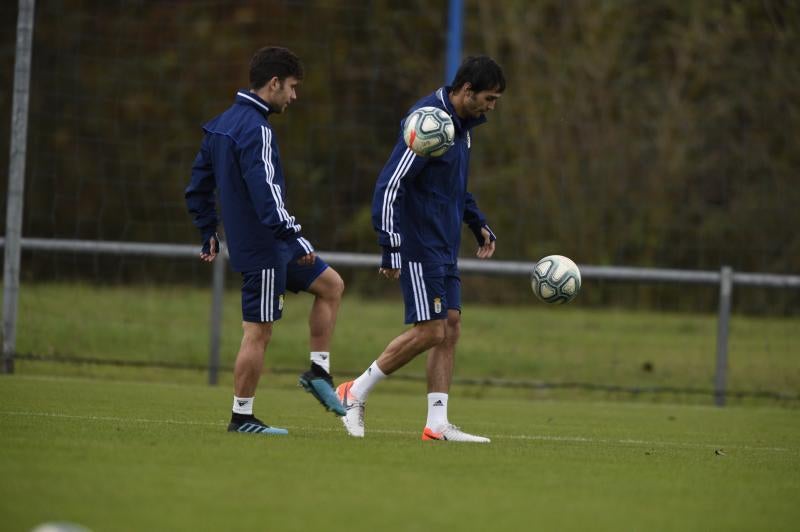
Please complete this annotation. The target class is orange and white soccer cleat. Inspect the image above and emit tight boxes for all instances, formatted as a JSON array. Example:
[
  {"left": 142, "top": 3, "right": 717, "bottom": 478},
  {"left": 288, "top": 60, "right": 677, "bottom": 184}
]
[
  {"left": 422, "top": 424, "right": 490, "bottom": 443},
  {"left": 336, "top": 380, "right": 365, "bottom": 438}
]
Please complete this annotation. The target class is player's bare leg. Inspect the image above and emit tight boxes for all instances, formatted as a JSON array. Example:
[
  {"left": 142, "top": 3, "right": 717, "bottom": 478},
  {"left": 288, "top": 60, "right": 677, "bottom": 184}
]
[
  {"left": 337, "top": 320, "right": 446, "bottom": 437},
  {"left": 228, "top": 321, "right": 287, "bottom": 435},
  {"left": 426, "top": 309, "right": 460, "bottom": 393},
  {"left": 298, "top": 267, "right": 346, "bottom": 415},
  {"left": 306, "top": 267, "right": 344, "bottom": 352},
  {"left": 234, "top": 321, "right": 272, "bottom": 397},
  {"left": 422, "top": 310, "right": 490, "bottom": 443},
  {"left": 376, "top": 319, "right": 446, "bottom": 374}
]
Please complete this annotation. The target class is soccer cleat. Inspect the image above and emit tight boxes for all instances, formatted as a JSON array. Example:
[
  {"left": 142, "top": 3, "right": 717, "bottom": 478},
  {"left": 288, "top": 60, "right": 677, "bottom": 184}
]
[
  {"left": 299, "top": 364, "right": 346, "bottom": 416},
  {"left": 227, "top": 416, "right": 288, "bottom": 435},
  {"left": 422, "top": 424, "right": 490, "bottom": 443},
  {"left": 335, "top": 380, "right": 365, "bottom": 438}
]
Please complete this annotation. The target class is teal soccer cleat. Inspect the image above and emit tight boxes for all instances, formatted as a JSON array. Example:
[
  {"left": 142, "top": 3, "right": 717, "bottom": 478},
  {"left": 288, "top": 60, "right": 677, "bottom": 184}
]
[
  {"left": 299, "top": 364, "right": 346, "bottom": 416},
  {"left": 227, "top": 416, "right": 288, "bottom": 435}
]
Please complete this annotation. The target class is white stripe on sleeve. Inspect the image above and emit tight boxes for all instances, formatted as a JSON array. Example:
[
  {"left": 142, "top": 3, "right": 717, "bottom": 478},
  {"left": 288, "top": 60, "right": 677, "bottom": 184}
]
[
  {"left": 261, "top": 126, "right": 301, "bottom": 233},
  {"left": 297, "top": 237, "right": 313, "bottom": 254},
  {"left": 381, "top": 148, "right": 416, "bottom": 248}
]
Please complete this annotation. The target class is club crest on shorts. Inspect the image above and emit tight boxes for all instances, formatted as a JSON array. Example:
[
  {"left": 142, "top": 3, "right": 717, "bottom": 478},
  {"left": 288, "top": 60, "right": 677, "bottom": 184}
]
[
  {"left": 433, "top": 297, "right": 442, "bottom": 314},
  {"left": 278, "top": 294, "right": 285, "bottom": 310}
]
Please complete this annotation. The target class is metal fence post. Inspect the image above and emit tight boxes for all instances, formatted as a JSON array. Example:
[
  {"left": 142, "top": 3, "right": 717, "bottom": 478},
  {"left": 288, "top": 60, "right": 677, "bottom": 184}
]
[
  {"left": 208, "top": 251, "right": 225, "bottom": 385},
  {"left": 714, "top": 265, "right": 733, "bottom": 406},
  {"left": 445, "top": 0, "right": 463, "bottom": 84},
  {"left": 2, "top": 0, "right": 36, "bottom": 374}
]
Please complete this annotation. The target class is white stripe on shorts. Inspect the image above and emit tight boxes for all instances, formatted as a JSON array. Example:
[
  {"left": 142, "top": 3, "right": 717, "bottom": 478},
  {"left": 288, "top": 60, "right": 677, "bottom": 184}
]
[
  {"left": 260, "top": 268, "right": 276, "bottom": 322},
  {"left": 260, "top": 269, "right": 266, "bottom": 322},
  {"left": 407, "top": 261, "right": 421, "bottom": 320},
  {"left": 268, "top": 268, "right": 275, "bottom": 321},
  {"left": 409, "top": 261, "right": 430, "bottom": 321}
]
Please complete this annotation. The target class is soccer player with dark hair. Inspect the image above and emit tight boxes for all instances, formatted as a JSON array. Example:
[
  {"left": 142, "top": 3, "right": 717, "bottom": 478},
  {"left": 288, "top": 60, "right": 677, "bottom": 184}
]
[
  {"left": 186, "top": 46, "right": 346, "bottom": 435},
  {"left": 336, "top": 55, "right": 505, "bottom": 442}
]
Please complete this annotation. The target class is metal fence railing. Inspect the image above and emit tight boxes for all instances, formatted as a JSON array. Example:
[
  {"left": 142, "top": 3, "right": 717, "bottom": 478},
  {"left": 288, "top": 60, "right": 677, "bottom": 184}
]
[{"left": 2, "top": 237, "right": 800, "bottom": 405}]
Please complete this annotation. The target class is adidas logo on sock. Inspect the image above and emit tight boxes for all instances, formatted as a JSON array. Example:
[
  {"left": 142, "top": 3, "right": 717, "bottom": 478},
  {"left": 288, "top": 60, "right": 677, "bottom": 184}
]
[
  {"left": 237, "top": 400, "right": 247, "bottom": 407},
  {"left": 432, "top": 400, "right": 444, "bottom": 406}
]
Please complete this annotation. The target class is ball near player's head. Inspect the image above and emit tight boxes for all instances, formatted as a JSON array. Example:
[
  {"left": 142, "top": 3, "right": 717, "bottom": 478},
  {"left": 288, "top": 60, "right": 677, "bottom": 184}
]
[
  {"left": 450, "top": 56, "right": 506, "bottom": 119},
  {"left": 249, "top": 46, "right": 304, "bottom": 113}
]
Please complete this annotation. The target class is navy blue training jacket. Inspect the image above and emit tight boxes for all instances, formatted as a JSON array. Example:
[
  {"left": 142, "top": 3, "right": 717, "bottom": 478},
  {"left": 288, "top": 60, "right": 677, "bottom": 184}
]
[
  {"left": 372, "top": 86, "right": 494, "bottom": 269},
  {"left": 185, "top": 91, "right": 313, "bottom": 272}
]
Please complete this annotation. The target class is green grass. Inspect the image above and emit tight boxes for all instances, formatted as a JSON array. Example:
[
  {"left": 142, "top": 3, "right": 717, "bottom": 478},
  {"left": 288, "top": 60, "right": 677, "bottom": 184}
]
[
  {"left": 14, "top": 283, "right": 800, "bottom": 400},
  {"left": 1, "top": 375, "right": 798, "bottom": 532}
]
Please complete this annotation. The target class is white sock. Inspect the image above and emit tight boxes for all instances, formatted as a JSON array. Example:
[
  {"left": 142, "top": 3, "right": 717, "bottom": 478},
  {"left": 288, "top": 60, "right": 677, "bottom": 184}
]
[
  {"left": 232, "top": 396, "right": 254, "bottom": 415},
  {"left": 426, "top": 393, "right": 449, "bottom": 430},
  {"left": 350, "top": 360, "right": 386, "bottom": 401},
  {"left": 310, "top": 351, "right": 330, "bottom": 373}
]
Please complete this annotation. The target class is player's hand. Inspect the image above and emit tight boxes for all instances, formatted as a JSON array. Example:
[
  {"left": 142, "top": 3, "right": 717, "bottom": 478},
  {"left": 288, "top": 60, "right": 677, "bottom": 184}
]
[
  {"left": 476, "top": 227, "right": 496, "bottom": 259},
  {"left": 379, "top": 267, "right": 400, "bottom": 280},
  {"left": 200, "top": 234, "right": 218, "bottom": 262},
  {"left": 296, "top": 252, "right": 316, "bottom": 266}
]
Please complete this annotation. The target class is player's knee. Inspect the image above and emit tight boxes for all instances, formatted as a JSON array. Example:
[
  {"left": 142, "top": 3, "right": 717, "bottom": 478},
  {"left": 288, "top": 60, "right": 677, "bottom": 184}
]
[
  {"left": 313, "top": 268, "right": 344, "bottom": 301},
  {"left": 430, "top": 324, "right": 447, "bottom": 346},
  {"left": 417, "top": 321, "right": 446, "bottom": 348},
  {"left": 242, "top": 321, "right": 272, "bottom": 346},
  {"left": 328, "top": 269, "right": 345, "bottom": 300},
  {"left": 445, "top": 314, "right": 461, "bottom": 343}
]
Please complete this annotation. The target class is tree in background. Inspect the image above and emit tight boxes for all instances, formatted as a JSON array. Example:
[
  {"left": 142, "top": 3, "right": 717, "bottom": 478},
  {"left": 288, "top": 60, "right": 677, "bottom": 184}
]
[{"left": 0, "top": 0, "right": 798, "bottom": 310}]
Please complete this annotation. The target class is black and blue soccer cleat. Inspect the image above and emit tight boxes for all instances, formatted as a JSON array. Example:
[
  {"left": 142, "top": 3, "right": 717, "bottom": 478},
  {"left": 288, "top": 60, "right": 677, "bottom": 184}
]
[
  {"left": 227, "top": 415, "right": 288, "bottom": 435},
  {"left": 299, "top": 363, "right": 346, "bottom": 416}
]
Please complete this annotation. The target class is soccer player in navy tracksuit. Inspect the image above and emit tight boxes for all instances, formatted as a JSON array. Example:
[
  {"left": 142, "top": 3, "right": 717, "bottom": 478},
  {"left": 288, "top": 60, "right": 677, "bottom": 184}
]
[
  {"left": 336, "top": 56, "right": 505, "bottom": 442},
  {"left": 185, "top": 47, "right": 346, "bottom": 435}
]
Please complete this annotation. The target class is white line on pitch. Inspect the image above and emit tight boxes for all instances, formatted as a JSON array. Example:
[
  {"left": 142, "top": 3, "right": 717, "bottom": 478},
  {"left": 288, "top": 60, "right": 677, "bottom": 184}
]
[{"left": 0, "top": 410, "right": 794, "bottom": 453}]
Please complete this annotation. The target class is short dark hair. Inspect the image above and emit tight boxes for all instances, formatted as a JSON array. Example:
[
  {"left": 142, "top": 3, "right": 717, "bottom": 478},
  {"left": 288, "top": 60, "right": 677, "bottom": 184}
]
[
  {"left": 249, "top": 46, "right": 304, "bottom": 89},
  {"left": 451, "top": 55, "right": 506, "bottom": 93}
]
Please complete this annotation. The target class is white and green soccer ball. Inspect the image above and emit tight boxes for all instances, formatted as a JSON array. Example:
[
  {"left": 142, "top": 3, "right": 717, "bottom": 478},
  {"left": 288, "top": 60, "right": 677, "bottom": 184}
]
[
  {"left": 531, "top": 255, "right": 582, "bottom": 304},
  {"left": 403, "top": 106, "right": 455, "bottom": 157}
]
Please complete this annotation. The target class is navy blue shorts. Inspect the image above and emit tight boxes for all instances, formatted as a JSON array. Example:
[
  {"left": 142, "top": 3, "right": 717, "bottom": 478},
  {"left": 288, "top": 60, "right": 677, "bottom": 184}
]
[
  {"left": 241, "top": 257, "right": 329, "bottom": 323},
  {"left": 399, "top": 261, "right": 460, "bottom": 324}
]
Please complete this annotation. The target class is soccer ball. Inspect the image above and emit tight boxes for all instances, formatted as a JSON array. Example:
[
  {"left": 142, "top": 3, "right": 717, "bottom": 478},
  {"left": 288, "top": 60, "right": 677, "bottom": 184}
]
[
  {"left": 403, "top": 106, "right": 455, "bottom": 157},
  {"left": 531, "top": 255, "right": 582, "bottom": 304}
]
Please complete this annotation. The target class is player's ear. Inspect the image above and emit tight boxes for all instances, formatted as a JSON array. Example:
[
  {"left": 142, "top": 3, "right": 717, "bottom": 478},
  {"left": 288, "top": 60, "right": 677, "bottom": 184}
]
[
  {"left": 463, "top": 82, "right": 473, "bottom": 97},
  {"left": 268, "top": 76, "right": 281, "bottom": 91}
]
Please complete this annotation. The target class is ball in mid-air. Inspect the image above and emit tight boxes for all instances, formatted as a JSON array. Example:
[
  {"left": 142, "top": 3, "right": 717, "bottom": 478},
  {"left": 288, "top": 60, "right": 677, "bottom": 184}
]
[
  {"left": 531, "top": 255, "right": 582, "bottom": 304},
  {"left": 403, "top": 106, "right": 455, "bottom": 157}
]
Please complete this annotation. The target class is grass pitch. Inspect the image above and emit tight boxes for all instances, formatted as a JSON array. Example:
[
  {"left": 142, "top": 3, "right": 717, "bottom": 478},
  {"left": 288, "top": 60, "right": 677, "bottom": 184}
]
[
  {"left": 14, "top": 283, "right": 800, "bottom": 399},
  {"left": 1, "top": 375, "right": 798, "bottom": 532}
]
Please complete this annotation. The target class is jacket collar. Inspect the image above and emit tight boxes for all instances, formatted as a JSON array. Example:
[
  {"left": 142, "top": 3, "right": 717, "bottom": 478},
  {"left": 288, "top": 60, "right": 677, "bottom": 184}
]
[
  {"left": 235, "top": 90, "right": 271, "bottom": 118},
  {"left": 436, "top": 86, "right": 487, "bottom": 131}
]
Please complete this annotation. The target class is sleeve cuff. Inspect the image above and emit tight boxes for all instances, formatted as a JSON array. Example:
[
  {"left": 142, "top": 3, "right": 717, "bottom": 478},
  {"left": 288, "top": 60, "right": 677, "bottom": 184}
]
[
  {"left": 201, "top": 231, "right": 220, "bottom": 254},
  {"left": 469, "top": 223, "right": 496, "bottom": 245},
  {"left": 201, "top": 227, "right": 217, "bottom": 243},
  {"left": 288, "top": 235, "right": 315, "bottom": 260},
  {"left": 381, "top": 247, "right": 402, "bottom": 269}
]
